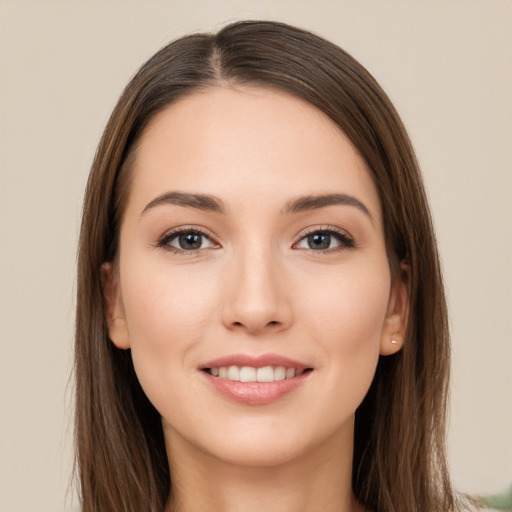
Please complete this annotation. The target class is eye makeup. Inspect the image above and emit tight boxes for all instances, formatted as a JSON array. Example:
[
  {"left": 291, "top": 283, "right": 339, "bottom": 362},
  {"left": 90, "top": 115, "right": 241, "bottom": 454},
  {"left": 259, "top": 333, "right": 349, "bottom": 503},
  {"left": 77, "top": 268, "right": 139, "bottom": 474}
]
[{"left": 155, "top": 223, "right": 355, "bottom": 256}]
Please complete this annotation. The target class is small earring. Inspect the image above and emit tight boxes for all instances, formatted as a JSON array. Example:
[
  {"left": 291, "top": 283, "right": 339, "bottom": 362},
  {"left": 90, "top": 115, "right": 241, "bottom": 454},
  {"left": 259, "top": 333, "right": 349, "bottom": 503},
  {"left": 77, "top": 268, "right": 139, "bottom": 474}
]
[{"left": 391, "top": 339, "right": 398, "bottom": 345}]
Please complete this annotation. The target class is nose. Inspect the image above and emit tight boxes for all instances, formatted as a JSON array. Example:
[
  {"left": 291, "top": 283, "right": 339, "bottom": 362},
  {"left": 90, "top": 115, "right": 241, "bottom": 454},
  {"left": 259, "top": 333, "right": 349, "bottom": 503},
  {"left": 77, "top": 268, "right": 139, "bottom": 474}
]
[{"left": 221, "top": 246, "right": 293, "bottom": 335}]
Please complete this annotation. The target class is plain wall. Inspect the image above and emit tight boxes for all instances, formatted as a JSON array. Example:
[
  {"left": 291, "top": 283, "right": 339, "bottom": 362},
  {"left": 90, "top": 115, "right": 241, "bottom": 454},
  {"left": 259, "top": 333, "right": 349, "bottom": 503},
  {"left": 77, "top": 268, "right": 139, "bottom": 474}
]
[{"left": 0, "top": 1, "right": 510, "bottom": 511}]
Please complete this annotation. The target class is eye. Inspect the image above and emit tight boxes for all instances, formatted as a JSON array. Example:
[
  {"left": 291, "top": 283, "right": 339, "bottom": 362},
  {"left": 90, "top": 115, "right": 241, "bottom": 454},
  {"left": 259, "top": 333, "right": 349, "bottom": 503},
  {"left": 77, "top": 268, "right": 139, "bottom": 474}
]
[
  {"left": 158, "top": 227, "right": 218, "bottom": 254},
  {"left": 294, "top": 228, "right": 354, "bottom": 252}
]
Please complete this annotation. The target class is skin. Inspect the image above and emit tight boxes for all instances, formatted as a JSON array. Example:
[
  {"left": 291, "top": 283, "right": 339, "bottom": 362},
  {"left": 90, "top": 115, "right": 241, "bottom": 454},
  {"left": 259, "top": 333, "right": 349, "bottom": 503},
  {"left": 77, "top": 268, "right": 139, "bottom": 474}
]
[{"left": 103, "top": 86, "right": 408, "bottom": 512}]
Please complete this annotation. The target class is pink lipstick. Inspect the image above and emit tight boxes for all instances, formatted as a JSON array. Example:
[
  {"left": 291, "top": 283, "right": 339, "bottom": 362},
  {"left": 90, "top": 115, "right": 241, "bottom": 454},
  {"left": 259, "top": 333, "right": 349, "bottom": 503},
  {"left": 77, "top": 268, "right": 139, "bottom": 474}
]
[{"left": 199, "top": 353, "right": 313, "bottom": 405}]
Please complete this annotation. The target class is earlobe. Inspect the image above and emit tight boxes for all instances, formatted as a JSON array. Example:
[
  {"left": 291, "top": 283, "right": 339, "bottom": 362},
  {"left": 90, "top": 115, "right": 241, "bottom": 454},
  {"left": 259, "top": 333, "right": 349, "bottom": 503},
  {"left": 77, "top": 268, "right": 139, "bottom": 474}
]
[
  {"left": 380, "top": 262, "right": 410, "bottom": 356},
  {"left": 100, "top": 262, "right": 131, "bottom": 349}
]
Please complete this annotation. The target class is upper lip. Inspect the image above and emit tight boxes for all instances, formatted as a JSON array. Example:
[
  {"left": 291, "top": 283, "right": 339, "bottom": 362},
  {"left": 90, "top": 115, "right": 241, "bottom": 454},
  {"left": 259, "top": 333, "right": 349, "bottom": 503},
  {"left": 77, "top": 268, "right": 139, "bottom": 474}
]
[{"left": 199, "top": 353, "right": 312, "bottom": 370}]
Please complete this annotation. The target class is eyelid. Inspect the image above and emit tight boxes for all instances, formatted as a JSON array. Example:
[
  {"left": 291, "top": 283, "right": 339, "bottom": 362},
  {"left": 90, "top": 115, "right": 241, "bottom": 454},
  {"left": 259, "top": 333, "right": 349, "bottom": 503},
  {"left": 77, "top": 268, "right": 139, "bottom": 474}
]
[
  {"left": 157, "top": 225, "right": 220, "bottom": 254},
  {"left": 156, "top": 224, "right": 355, "bottom": 255},
  {"left": 292, "top": 225, "right": 355, "bottom": 252}
]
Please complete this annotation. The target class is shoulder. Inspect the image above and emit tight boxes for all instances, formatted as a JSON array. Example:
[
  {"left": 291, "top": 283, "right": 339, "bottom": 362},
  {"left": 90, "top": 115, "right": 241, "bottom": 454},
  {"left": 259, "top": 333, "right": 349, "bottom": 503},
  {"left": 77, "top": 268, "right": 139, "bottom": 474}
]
[
  {"left": 459, "top": 507, "right": 498, "bottom": 512},
  {"left": 457, "top": 496, "right": 500, "bottom": 512},
  {"left": 461, "top": 504, "right": 501, "bottom": 512}
]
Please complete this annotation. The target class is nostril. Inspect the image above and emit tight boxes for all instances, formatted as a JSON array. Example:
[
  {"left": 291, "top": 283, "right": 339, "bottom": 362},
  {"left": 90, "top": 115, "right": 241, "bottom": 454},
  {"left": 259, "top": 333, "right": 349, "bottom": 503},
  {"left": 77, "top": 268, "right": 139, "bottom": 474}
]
[{"left": 228, "top": 318, "right": 284, "bottom": 332}]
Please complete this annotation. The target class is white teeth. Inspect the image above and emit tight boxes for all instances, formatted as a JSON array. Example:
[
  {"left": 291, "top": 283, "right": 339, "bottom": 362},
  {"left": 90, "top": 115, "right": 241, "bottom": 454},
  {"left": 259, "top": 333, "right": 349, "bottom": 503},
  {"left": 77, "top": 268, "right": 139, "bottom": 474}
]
[
  {"left": 210, "top": 365, "right": 303, "bottom": 382},
  {"left": 274, "top": 366, "right": 286, "bottom": 381},
  {"left": 256, "top": 366, "right": 274, "bottom": 382},
  {"left": 227, "top": 365, "right": 240, "bottom": 381},
  {"left": 239, "top": 366, "right": 256, "bottom": 382},
  {"left": 285, "top": 368, "right": 295, "bottom": 379}
]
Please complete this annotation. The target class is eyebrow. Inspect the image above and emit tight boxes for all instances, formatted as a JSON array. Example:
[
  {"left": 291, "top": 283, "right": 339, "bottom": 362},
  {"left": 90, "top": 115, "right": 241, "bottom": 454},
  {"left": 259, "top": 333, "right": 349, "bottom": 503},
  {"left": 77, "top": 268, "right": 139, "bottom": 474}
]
[
  {"left": 281, "top": 193, "right": 372, "bottom": 220},
  {"left": 142, "top": 191, "right": 227, "bottom": 215},
  {"left": 141, "top": 191, "right": 372, "bottom": 221}
]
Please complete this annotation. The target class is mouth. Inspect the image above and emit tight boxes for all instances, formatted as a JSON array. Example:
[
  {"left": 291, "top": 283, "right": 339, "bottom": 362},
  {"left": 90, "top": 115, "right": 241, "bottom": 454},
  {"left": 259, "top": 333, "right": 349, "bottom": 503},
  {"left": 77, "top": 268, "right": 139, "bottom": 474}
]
[
  {"left": 202, "top": 365, "right": 313, "bottom": 382},
  {"left": 199, "top": 354, "right": 314, "bottom": 405}
]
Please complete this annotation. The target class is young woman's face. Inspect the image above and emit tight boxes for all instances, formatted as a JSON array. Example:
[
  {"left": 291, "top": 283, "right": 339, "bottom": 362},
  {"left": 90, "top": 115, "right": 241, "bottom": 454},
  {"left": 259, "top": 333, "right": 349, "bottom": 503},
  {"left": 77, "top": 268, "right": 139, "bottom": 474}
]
[{"left": 104, "top": 86, "right": 406, "bottom": 468}]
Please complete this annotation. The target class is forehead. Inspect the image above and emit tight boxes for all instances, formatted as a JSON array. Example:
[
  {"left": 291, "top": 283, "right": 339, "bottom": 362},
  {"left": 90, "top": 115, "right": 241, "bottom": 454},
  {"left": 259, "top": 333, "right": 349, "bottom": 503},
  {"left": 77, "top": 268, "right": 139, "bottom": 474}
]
[{"left": 128, "top": 86, "right": 382, "bottom": 223}]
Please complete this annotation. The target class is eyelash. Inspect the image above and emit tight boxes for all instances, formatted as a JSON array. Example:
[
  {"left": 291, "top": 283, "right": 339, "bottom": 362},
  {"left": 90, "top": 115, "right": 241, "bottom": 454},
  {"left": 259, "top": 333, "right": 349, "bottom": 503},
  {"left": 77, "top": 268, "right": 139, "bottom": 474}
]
[
  {"left": 156, "top": 225, "right": 218, "bottom": 256},
  {"left": 156, "top": 225, "right": 355, "bottom": 256},
  {"left": 294, "top": 226, "right": 355, "bottom": 254}
]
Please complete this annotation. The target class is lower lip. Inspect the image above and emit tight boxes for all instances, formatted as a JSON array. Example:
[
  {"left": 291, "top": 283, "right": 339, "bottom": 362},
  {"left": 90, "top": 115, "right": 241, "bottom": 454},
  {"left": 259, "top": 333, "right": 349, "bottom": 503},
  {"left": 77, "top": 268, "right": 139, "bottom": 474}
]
[{"left": 201, "top": 371, "right": 312, "bottom": 405}]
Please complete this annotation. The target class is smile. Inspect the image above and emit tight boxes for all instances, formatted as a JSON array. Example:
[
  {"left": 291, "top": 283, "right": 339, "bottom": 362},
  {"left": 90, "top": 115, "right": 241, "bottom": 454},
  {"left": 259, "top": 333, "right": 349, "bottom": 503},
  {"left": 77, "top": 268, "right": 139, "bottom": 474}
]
[
  {"left": 204, "top": 365, "right": 305, "bottom": 382},
  {"left": 199, "top": 354, "right": 314, "bottom": 405}
]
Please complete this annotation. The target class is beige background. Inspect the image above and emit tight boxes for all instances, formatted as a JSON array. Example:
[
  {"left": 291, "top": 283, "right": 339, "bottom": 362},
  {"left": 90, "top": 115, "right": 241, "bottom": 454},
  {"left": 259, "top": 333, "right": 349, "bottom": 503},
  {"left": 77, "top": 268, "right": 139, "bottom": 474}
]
[{"left": 1, "top": 1, "right": 510, "bottom": 511}]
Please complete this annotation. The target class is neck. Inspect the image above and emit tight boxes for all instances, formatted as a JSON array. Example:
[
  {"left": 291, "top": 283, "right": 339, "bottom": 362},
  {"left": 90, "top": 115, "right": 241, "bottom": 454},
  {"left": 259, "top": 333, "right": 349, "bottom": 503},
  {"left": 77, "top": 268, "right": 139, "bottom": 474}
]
[{"left": 163, "top": 421, "right": 366, "bottom": 512}]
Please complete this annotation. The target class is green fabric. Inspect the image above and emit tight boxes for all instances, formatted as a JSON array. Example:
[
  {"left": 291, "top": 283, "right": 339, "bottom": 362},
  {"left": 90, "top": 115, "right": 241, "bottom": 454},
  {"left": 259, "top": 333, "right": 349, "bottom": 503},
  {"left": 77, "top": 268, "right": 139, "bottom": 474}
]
[{"left": 481, "top": 484, "right": 512, "bottom": 511}]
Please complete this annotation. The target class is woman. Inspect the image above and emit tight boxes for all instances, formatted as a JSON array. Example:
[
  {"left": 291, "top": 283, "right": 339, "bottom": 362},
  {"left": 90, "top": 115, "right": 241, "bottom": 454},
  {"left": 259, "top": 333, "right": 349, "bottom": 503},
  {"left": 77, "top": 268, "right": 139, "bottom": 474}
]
[{"left": 75, "top": 20, "right": 481, "bottom": 512}]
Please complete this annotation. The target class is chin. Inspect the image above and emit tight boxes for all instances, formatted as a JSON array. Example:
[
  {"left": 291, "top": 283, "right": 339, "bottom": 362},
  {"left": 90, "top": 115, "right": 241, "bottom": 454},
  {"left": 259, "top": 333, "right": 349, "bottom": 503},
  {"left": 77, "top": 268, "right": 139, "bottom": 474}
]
[
  {"left": 204, "top": 435, "right": 313, "bottom": 468},
  {"left": 165, "top": 411, "right": 355, "bottom": 470}
]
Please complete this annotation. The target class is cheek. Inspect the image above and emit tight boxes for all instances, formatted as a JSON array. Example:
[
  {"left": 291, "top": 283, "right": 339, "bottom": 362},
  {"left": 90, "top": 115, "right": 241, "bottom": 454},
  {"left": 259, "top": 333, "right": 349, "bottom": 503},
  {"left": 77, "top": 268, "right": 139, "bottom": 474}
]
[
  {"left": 302, "top": 257, "right": 390, "bottom": 338},
  {"left": 299, "top": 260, "right": 390, "bottom": 389},
  {"left": 120, "top": 259, "right": 219, "bottom": 395}
]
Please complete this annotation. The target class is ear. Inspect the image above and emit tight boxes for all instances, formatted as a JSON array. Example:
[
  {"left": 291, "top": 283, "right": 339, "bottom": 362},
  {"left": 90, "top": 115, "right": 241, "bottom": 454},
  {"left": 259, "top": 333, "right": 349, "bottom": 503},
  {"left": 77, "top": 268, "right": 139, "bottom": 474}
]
[
  {"left": 380, "top": 262, "right": 410, "bottom": 356},
  {"left": 100, "top": 262, "right": 130, "bottom": 349}
]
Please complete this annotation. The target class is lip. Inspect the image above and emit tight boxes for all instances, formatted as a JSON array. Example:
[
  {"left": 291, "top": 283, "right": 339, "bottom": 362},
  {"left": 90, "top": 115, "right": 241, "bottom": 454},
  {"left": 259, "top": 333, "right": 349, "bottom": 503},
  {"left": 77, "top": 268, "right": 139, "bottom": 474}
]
[
  {"left": 199, "top": 353, "right": 314, "bottom": 406},
  {"left": 199, "top": 353, "right": 311, "bottom": 371}
]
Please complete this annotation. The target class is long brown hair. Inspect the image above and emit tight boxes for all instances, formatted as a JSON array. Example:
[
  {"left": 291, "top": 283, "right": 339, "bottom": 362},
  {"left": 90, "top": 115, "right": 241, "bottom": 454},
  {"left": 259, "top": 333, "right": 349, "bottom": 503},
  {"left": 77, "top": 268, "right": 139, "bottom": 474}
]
[{"left": 76, "top": 20, "right": 461, "bottom": 512}]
